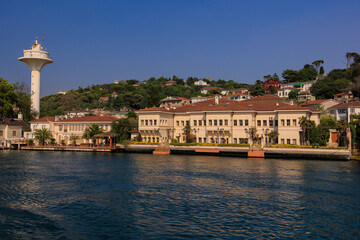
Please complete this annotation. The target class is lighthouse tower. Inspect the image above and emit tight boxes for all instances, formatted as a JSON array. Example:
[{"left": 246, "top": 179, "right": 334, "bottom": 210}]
[{"left": 19, "top": 38, "right": 53, "bottom": 117}]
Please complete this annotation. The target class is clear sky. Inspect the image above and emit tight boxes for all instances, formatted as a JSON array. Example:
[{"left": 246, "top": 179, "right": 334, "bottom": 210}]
[{"left": 1, "top": 0, "right": 359, "bottom": 96}]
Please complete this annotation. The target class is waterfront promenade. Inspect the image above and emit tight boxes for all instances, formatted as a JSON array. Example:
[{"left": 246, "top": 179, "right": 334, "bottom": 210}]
[{"left": 20, "top": 144, "right": 352, "bottom": 160}]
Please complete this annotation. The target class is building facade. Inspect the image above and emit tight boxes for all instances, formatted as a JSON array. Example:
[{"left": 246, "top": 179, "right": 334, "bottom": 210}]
[
  {"left": 137, "top": 96, "right": 320, "bottom": 146},
  {"left": 0, "top": 118, "right": 29, "bottom": 147}
]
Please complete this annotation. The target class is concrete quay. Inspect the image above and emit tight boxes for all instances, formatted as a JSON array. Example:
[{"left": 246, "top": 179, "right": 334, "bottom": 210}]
[{"left": 17, "top": 144, "right": 352, "bottom": 160}]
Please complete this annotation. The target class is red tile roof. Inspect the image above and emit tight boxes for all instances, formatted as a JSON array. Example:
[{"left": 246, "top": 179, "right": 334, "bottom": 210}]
[
  {"left": 242, "top": 95, "right": 281, "bottom": 101},
  {"left": 56, "top": 116, "right": 119, "bottom": 122},
  {"left": 329, "top": 100, "right": 360, "bottom": 109},
  {"left": 29, "top": 117, "right": 55, "bottom": 123},
  {"left": 161, "top": 97, "right": 189, "bottom": 102},
  {"left": 201, "top": 87, "right": 224, "bottom": 90},
  {"left": 299, "top": 100, "right": 327, "bottom": 106}
]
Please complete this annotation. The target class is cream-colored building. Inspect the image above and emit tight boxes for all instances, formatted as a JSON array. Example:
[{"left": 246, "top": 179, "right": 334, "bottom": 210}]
[
  {"left": 53, "top": 116, "right": 118, "bottom": 144},
  {"left": 137, "top": 95, "right": 320, "bottom": 145},
  {"left": 27, "top": 116, "right": 118, "bottom": 145},
  {"left": 0, "top": 118, "right": 29, "bottom": 148}
]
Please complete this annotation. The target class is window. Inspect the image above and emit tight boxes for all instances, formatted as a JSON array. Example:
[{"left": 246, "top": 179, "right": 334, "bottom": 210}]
[
  {"left": 193, "top": 120, "right": 197, "bottom": 126},
  {"left": 287, "top": 119, "right": 290, "bottom": 126},
  {"left": 269, "top": 120, "right": 273, "bottom": 127},
  {"left": 351, "top": 108, "right": 355, "bottom": 113},
  {"left": 214, "top": 120, "right": 218, "bottom": 126},
  {"left": 186, "top": 121, "right": 189, "bottom": 126},
  {"left": 198, "top": 138, "right": 202, "bottom": 143},
  {"left": 263, "top": 120, "right": 267, "bottom": 126},
  {"left": 225, "top": 120, "right": 228, "bottom": 126},
  {"left": 257, "top": 120, "right": 261, "bottom": 126},
  {"left": 13, "top": 131, "right": 16, "bottom": 136},
  {"left": 281, "top": 119, "right": 285, "bottom": 126},
  {"left": 181, "top": 121, "right": 184, "bottom": 126},
  {"left": 287, "top": 139, "right": 291, "bottom": 144},
  {"left": 293, "top": 139, "right": 296, "bottom": 145},
  {"left": 338, "top": 109, "right": 346, "bottom": 114},
  {"left": 150, "top": 120, "right": 153, "bottom": 125},
  {"left": 234, "top": 138, "right": 237, "bottom": 144},
  {"left": 275, "top": 120, "right": 278, "bottom": 127},
  {"left": 211, "top": 138, "right": 214, "bottom": 143},
  {"left": 245, "top": 120, "right": 249, "bottom": 126},
  {"left": 199, "top": 120, "right": 202, "bottom": 126},
  {"left": 281, "top": 139, "right": 285, "bottom": 144},
  {"left": 240, "top": 120, "right": 243, "bottom": 126},
  {"left": 234, "top": 120, "right": 237, "bottom": 126},
  {"left": 204, "top": 138, "right": 207, "bottom": 143},
  {"left": 293, "top": 119, "right": 296, "bottom": 126},
  {"left": 176, "top": 121, "right": 179, "bottom": 126},
  {"left": 156, "top": 137, "right": 159, "bottom": 142},
  {"left": 209, "top": 120, "right": 212, "bottom": 126},
  {"left": 219, "top": 120, "right": 223, "bottom": 126},
  {"left": 145, "top": 120, "right": 148, "bottom": 126},
  {"left": 154, "top": 120, "right": 157, "bottom": 125},
  {"left": 203, "top": 120, "right": 206, "bottom": 126}
]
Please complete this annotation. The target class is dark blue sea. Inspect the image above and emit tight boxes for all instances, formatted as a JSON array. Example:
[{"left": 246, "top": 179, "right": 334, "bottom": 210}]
[{"left": 0, "top": 151, "right": 359, "bottom": 239}]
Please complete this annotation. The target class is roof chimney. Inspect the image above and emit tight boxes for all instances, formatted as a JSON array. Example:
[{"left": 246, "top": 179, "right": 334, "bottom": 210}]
[{"left": 215, "top": 95, "right": 220, "bottom": 105}]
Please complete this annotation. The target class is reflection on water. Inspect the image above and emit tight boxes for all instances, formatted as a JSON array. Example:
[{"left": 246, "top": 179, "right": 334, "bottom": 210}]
[{"left": 0, "top": 151, "right": 360, "bottom": 239}]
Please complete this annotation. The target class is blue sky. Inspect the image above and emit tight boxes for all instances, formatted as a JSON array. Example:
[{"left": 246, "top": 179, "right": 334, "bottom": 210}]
[{"left": 1, "top": 0, "right": 359, "bottom": 96}]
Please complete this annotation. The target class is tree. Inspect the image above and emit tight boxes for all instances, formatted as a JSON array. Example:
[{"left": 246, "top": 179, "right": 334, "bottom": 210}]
[
  {"left": 312, "top": 60, "right": 324, "bottom": 74},
  {"left": 183, "top": 125, "right": 195, "bottom": 143},
  {"left": 13, "top": 81, "right": 37, "bottom": 122},
  {"left": 319, "top": 66, "right": 325, "bottom": 75},
  {"left": 336, "top": 120, "right": 348, "bottom": 147},
  {"left": 0, "top": 77, "right": 17, "bottom": 117},
  {"left": 70, "top": 135, "right": 80, "bottom": 145},
  {"left": 267, "top": 130, "right": 278, "bottom": 144},
  {"left": 250, "top": 80, "right": 265, "bottom": 96},
  {"left": 268, "top": 85, "right": 277, "bottom": 94},
  {"left": 248, "top": 127, "right": 259, "bottom": 145},
  {"left": 288, "top": 90, "right": 299, "bottom": 99},
  {"left": 83, "top": 123, "right": 103, "bottom": 144},
  {"left": 111, "top": 118, "right": 138, "bottom": 141},
  {"left": 127, "top": 110, "right": 137, "bottom": 119},
  {"left": 34, "top": 128, "right": 53, "bottom": 146},
  {"left": 299, "top": 116, "right": 315, "bottom": 145}
]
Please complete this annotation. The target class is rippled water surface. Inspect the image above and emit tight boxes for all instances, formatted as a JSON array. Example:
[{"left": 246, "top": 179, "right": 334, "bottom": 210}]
[{"left": 0, "top": 151, "right": 360, "bottom": 239}]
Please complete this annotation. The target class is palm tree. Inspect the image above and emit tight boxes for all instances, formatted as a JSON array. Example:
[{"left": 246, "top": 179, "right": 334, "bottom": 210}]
[
  {"left": 70, "top": 135, "right": 80, "bottom": 145},
  {"left": 299, "top": 116, "right": 315, "bottom": 145},
  {"left": 83, "top": 123, "right": 103, "bottom": 145},
  {"left": 34, "top": 128, "right": 53, "bottom": 146},
  {"left": 248, "top": 127, "right": 259, "bottom": 146}
]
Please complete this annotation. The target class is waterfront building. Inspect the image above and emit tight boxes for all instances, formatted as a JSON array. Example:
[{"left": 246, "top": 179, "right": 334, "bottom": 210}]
[
  {"left": 160, "top": 97, "right": 190, "bottom": 109},
  {"left": 26, "top": 117, "right": 56, "bottom": 141},
  {"left": 18, "top": 38, "right": 53, "bottom": 116},
  {"left": 280, "top": 80, "right": 316, "bottom": 92},
  {"left": 53, "top": 116, "right": 118, "bottom": 144},
  {"left": 0, "top": 117, "right": 29, "bottom": 148},
  {"left": 137, "top": 95, "right": 320, "bottom": 145},
  {"left": 328, "top": 100, "right": 360, "bottom": 122}
]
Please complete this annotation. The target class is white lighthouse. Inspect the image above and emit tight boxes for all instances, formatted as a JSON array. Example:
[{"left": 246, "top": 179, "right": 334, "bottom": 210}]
[{"left": 19, "top": 38, "right": 53, "bottom": 117}]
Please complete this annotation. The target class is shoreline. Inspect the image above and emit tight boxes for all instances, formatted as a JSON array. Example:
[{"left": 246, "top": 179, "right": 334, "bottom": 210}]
[{"left": 17, "top": 144, "right": 352, "bottom": 160}]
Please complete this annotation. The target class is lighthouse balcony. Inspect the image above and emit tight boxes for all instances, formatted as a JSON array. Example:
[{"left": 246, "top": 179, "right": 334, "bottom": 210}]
[{"left": 21, "top": 51, "right": 51, "bottom": 60}]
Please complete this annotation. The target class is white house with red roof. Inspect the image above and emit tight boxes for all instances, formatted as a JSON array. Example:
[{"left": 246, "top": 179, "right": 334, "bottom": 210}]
[
  {"left": 328, "top": 100, "right": 360, "bottom": 122},
  {"left": 160, "top": 96, "right": 190, "bottom": 109}
]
